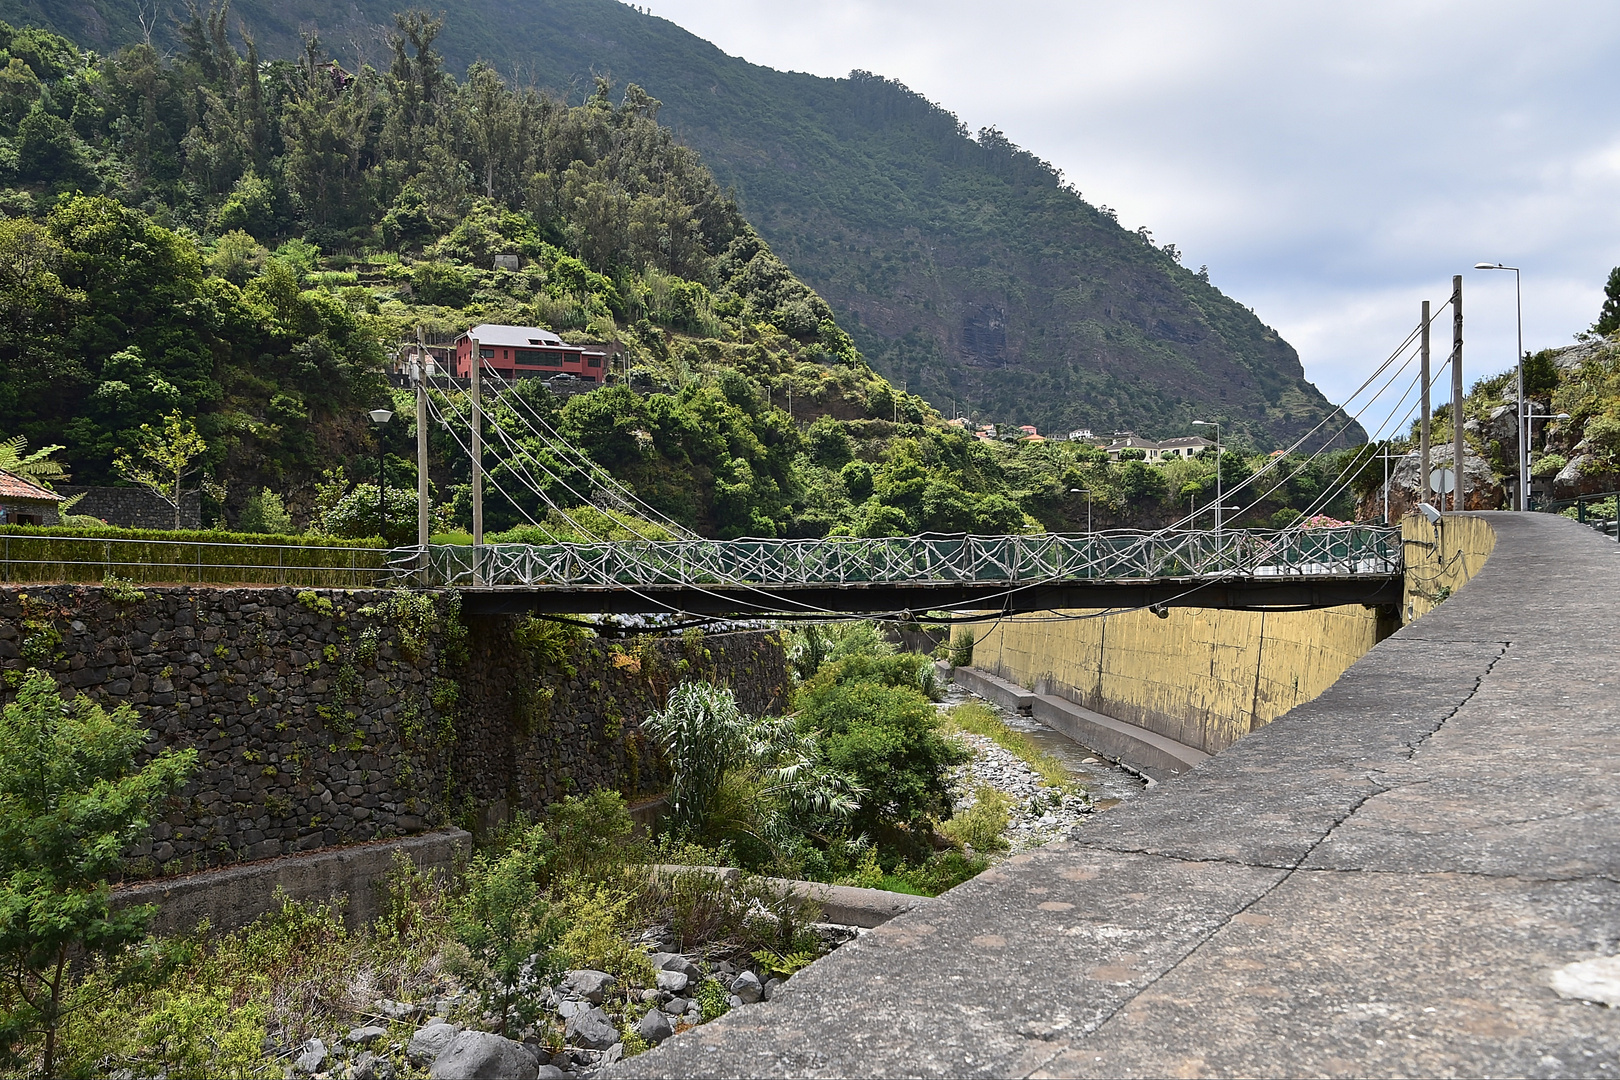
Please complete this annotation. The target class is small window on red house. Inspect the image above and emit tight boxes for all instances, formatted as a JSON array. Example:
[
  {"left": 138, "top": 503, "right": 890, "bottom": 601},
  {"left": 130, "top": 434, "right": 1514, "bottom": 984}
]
[{"left": 587, "top": 357, "right": 602, "bottom": 368}]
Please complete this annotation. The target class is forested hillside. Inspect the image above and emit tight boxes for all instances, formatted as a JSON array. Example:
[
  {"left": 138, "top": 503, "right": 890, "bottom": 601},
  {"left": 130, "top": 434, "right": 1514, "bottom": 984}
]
[
  {"left": 0, "top": 13, "right": 1372, "bottom": 539},
  {"left": 5, "top": 0, "right": 1361, "bottom": 449}
]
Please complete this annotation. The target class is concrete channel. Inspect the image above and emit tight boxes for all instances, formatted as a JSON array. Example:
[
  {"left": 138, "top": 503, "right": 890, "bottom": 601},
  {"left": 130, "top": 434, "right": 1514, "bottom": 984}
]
[{"left": 620, "top": 512, "right": 1620, "bottom": 1078}]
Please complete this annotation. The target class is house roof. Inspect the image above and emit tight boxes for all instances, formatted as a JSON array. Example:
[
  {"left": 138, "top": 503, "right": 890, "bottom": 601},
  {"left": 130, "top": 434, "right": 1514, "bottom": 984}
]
[
  {"left": 1158, "top": 436, "right": 1213, "bottom": 448},
  {"left": 0, "top": 470, "right": 59, "bottom": 502},
  {"left": 458, "top": 324, "right": 569, "bottom": 348}
]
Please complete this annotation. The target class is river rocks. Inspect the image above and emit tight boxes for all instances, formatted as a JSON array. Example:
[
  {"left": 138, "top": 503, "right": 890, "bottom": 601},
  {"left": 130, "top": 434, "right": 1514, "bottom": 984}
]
[
  {"left": 348, "top": 1025, "right": 388, "bottom": 1046},
  {"left": 409, "top": 1022, "right": 462, "bottom": 1066},
  {"left": 663, "top": 996, "right": 691, "bottom": 1014},
  {"left": 351, "top": 1050, "right": 395, "bottom": 1080},
  {"left": 295, "top": 1038, "right": 329, "bottom": 1074},
  {"left": 655, "top": 968, "right": 689, "bottom": 993},
  {"left": 562, "top": 969, "right": 615, "bottom": 1004},
  {"left": 636, "top": 1008, "right": 675, "bottom": 1043},
  {"left": 650, "top": 952, "right": 703, "bottom": 983},
  {"left": 565, "top": 1006, "right": 620, "bottom": 1050},
  {"left": 429, "top": 1030, "right": 539, "bottom": 1080},
  {"left": 730, "top": 970, "right": 763, "bottom": 1004}
]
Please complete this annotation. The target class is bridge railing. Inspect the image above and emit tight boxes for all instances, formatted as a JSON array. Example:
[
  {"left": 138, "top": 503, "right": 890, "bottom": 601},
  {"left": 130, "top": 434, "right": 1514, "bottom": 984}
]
[{"left": 398, "top": 526, "right": 1401, "bottom": 590}]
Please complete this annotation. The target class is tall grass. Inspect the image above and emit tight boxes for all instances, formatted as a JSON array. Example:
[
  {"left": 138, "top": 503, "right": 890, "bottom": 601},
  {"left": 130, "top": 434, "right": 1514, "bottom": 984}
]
[{"left": 944, "top": 701, "right": 1077, "bottom": 792}]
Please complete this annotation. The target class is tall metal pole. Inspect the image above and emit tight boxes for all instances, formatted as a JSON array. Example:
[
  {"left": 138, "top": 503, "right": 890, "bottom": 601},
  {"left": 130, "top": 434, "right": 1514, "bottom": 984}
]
[
  {"left": 416, "top": 326, "right": 429, "bottom": 550},
  {"left": 378, "top": 428, "right": 386, "bottom": 542},
  {"left": 1514, "top": 267, "right": 1526, "bottom": 510},
  {"left": 1420, "top": 301, "right": 1431, "bottom": 506},
  {"left": 470, "top": 334, "right": 484, "bottom": 582},
  {"left": 1451, "top": 275, "right": 1465, "bottom": 512},
  {"left": 1214, "top": 423, "right": 1222, "bottom": 549}
]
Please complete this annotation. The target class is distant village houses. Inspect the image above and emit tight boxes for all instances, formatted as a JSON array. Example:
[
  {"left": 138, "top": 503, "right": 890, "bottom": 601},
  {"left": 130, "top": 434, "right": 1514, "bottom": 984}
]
[{"left": 1103, "top": 434, "right": 1214, "bottom": 462}]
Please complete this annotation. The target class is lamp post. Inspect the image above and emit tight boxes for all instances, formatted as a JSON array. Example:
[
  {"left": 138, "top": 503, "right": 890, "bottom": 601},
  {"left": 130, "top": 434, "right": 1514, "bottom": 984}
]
[
  {"left": 1474, "top": 262, "right": 1525, "bottom": 509},
  {"left": 369, "top": 407, "right": 393, "bottom": 543},
  {"left": 1067, "top": 488, "right": 1092, "bottom": 534},
  {"left": 1192, "top": 420, "right": 1222, "bottom": 546},
  {"left": 1523, "top": 406, "right": 1571, "bottom": 509}
]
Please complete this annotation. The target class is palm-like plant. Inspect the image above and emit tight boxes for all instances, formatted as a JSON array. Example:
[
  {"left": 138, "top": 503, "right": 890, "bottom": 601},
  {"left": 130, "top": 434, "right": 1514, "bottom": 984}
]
[
  {"left": 0, "top": 435, "right": 69, "bottom": 489},
  {"left": 643, "top": 681, "right": 863, "bottom": 845}
]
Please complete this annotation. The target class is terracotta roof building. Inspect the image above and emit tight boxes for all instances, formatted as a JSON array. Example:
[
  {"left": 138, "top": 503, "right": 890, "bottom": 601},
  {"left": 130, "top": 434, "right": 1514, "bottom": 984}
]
[{"left": 0, "top": 470, "right": 61, "bottom": 526}]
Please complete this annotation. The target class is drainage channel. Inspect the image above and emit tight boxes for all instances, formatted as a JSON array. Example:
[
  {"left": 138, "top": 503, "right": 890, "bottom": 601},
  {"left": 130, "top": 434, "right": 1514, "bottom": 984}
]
[{"left": 938, "top": 681, "right": 1148, "bottom": 811}]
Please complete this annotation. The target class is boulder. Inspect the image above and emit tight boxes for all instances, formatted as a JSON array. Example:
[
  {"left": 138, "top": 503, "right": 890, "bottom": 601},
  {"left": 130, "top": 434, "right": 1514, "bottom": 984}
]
[
  {"left": 295, "top": 1038, "right": 328, "bottom": 1075},
  {"left": 649, "top": 952, "right": 703, "bottom": 983},
  {"left": 763, "top": 977, "right": 782, "bottom": 1002},
  {"left": 655, "top": 969, "right": 689, "bottom": 994},
  {"left": 556, "top": 999, "right": 589, "bottom": 1020},
  {"left": 408, "top": 1022, "right": 462, "bottom": 1066},
  {"left": 429, "top": 1030, "right": 540, "bottom": 1080},
  {"left": 562, "top": 969, "right": 616, "bottom": 1004},
  {"left": 565, "top": 1005, "right": 621, "bottom": 1050},
  {"left": 351, "top": 1050, "right": 395, "bottom": 1080},
  {"left": 535, "top": 1068, "right": 568, "bottom": 1080},
  {"left": 636, "top": 1008, "right": 675, "bottom": 1044},
  {"left": 730, "top": 970, "right": 763, "bottom": 1004},
  {"left": 348, "top": 1025, "right": 389, "bottom": 1047},
  {"left": 662, "top": 996, "right": 690, "bottom": 1015},
  {"left": 601, "top": 1043, "right": 625, "bottom": 1066},
  {"left": 375, "top": 998, "right": 420, "bottom": 1021}
]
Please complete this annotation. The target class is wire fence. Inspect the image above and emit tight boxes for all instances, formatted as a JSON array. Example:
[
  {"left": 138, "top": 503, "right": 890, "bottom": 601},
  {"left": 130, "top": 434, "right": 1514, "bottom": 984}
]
[
  {"left": 0, "top": 534, "right": 394, "bottom": 588},
  {"left": 397, "top": 526, "right": 1402, "bottom": 590}
]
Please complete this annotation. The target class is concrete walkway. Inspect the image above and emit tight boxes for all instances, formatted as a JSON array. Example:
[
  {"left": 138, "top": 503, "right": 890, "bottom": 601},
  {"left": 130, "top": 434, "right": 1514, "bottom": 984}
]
[{"left": 622, "top": 513, "right": 1620, "bottom": 1078}]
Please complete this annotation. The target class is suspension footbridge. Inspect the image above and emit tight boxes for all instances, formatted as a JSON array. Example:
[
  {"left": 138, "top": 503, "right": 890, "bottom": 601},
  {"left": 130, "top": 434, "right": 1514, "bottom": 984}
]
[{"left": 395, "top": 525, "right": 1402, "bottom": 615}]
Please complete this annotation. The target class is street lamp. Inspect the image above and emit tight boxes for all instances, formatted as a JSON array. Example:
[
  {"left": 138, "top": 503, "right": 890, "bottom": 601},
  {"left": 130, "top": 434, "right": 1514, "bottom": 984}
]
[
  {"left": 1523, "top": 406, "right": 1571, "bottom": 508},
  {"left": 1191, "top": 420, "right": 1222, "bottom": 545},
  {"left": 369, "top": 408, "right": 393, "bottom": 543},
  {"left": 1068, "top": 488, "right": 1092, "bottom": 534},
  {"left": 1475, "top": 262, "right": 1526, "bottom": 510}
]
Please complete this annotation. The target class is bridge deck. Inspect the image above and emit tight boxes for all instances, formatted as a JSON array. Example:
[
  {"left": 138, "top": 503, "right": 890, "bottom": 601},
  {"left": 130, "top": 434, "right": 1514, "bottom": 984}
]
[
  {"left": 621, "top": 513, "right": 1620, "bottom": 1078},
  {"left": 458, "top": 575, "right": 1402, "bottom": 615}
]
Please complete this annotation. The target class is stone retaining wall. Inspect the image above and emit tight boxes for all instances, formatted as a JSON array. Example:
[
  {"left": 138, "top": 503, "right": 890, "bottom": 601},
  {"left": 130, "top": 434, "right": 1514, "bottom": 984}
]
[
  {"left": 0, "top": 585, "right": 788, "bottom": 880},
  {"left": 56, "top": 485, "right": 201, "bottom": 529}
]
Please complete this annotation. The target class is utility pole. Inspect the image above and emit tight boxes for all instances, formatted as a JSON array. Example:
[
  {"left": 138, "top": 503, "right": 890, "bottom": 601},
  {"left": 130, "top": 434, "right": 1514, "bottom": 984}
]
[
  {"left": 1451, "top": 276, "right": 1465, "bottom": 512},
  {"left": 1419, "top": 301, "right": 1431, "bottom": 506},
  {"left": 415, "top": 326, "right": 430, "bottom": 551},
  {"left": 469, "top": 334, "right": 484, "bottom": 582}
]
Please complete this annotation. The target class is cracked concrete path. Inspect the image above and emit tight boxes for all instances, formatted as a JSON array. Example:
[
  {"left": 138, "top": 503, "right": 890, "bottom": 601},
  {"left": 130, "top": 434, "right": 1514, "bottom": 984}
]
[{"left": 621, "top": 513, "right": 1620, "bottom": 1078}]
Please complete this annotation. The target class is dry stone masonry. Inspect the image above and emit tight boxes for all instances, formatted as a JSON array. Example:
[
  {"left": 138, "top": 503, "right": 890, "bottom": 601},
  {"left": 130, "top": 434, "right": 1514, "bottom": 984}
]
[{"left": 0, "top": 584, "right": 788, "bottom": 880}]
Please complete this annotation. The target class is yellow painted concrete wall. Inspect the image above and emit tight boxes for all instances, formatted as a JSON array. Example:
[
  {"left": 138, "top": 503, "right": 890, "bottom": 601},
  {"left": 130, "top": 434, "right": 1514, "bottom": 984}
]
[
  {"left": 1401, "top": 512, "right": 1496, "bottom": 624},
  {"left": 974, "top": 514, "right": 1499, "bottom": 756},
  {"left": 973, "top": 604, "right": 1385, "bottom": 754}
]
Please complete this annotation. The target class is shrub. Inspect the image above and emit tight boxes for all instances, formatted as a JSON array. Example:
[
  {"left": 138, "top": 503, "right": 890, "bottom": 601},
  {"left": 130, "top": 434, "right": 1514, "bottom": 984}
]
[
  {"left": 948, "top": 628, "right": 975, "bottom": 668},
  {"left": 238, "top": 487, "right": 295, "bottom": 534},
  {"left": 451, "top": 828, "right": 566, "bottom": 1034},
  {"left": 939, "top": 785, "right": 1011, "bottom": 852},
  {"left": 795, "top": 678, "right": 967, "bottom": 838}
]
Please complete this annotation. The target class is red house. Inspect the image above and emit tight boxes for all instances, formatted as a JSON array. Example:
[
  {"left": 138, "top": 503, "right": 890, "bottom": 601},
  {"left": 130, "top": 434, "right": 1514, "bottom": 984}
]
[{"left": 453, "top": 324, "right": 608, "bottom": 382}]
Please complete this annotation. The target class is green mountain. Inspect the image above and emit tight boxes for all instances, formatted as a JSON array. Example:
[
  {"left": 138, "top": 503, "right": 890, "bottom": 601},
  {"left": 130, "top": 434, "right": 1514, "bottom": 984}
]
[{"left": 6, "top": 0, "right": 1361, "bottom": 450}]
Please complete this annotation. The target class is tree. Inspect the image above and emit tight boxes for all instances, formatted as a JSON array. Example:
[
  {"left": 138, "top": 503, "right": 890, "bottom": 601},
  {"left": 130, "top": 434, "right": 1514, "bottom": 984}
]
[
  {"left": 113, "top": 412, "right": 220, "bottom": 529},
  {"left": 1596, "top": 267, "right": 1620, "bottom": 338},
  {"left": 0, "top": 670, "right": 197, "bottom": 1075}
]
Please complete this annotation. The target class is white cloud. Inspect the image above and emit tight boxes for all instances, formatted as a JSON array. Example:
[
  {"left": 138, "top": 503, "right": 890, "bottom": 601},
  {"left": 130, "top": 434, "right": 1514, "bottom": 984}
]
[{"left": 649, "top": 0, "right": 1620, "bottom": 408}]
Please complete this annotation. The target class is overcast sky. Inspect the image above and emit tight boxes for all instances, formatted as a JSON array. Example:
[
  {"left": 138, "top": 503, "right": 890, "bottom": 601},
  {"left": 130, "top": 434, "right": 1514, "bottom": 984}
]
[{"left": 648, "top": 0, "right": 1620, "bottom": 424}]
